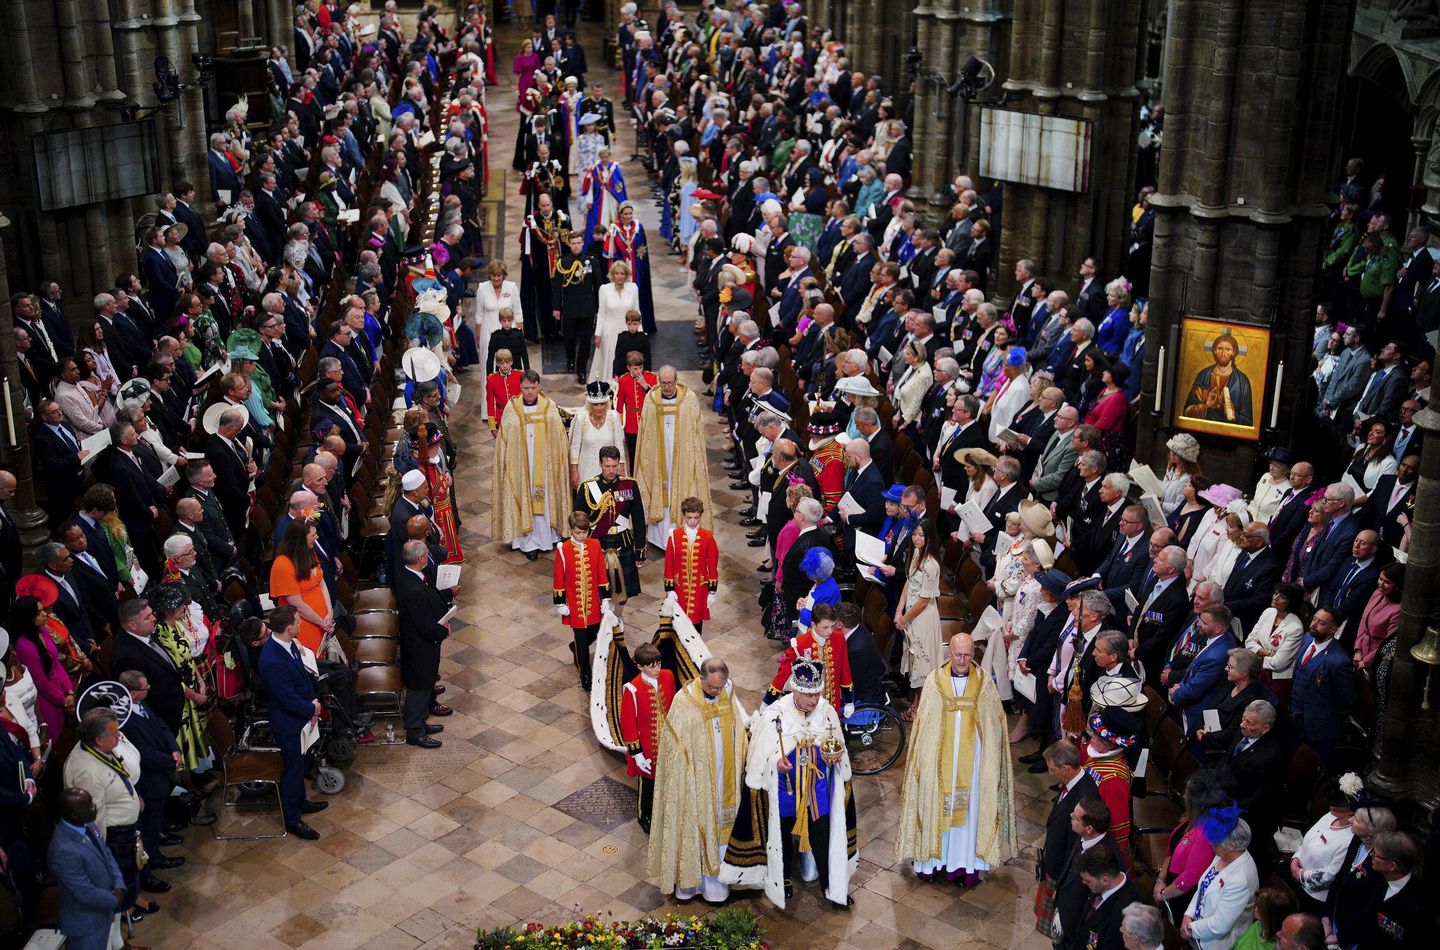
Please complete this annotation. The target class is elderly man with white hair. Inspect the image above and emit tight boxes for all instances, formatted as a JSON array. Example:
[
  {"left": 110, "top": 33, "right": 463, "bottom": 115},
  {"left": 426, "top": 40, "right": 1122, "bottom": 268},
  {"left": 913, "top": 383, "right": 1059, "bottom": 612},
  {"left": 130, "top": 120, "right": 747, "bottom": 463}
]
[{"left": 1120, "top": 902, "right": 1164, "bottom": 950}]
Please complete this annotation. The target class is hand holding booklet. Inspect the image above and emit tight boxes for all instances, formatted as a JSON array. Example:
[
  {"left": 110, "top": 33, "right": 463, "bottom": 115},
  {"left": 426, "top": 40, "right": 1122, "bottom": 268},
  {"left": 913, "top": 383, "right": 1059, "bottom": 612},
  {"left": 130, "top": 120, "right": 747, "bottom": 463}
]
[
  {"left": 854, "top": 531, "right": 887, "bottom": 567},
  {"left": 436, "top": 564, "right": 462, "bottom": 590},
  {"left": 837, "top": 493, "right": 864, "bottom": 517},
  {"left": 957, "top": 500, "right": 992, "bottom": 538},
  {"left": 1127, "top": 460, "right": 1165, "bottom": 499}
]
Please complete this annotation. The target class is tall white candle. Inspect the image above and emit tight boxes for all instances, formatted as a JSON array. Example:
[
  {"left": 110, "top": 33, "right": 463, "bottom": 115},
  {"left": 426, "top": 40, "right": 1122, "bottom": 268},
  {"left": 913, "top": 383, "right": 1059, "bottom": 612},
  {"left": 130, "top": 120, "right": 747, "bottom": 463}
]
[
  {"left": 1153, "top": 346, "right": 1166, "bottom": 413},
  {"left": 2, "top": 377, "right": 14, "bottom": 445},
  {"left": 1270, "top": 361, "right": 1284, "bottom": 428}
]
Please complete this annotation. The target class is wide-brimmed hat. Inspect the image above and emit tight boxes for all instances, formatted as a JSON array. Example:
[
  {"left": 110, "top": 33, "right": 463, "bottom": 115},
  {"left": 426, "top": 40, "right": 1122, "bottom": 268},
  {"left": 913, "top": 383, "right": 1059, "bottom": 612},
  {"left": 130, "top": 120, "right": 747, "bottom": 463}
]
[
  {"left": 227, "top": 328, "right": 262, "bottom": 362},
  {"left": 117, "top": 378, "right": 152, "bottom": 411},
  {"left": 1038, "top": 569, "right": 1072, "bottom": 598},
  {"left": 953, "top": 447, "right": 997, "bottom": 469},
  {"left": 402, "top": 347, "right": 443, "bottom": 383},
  {"left": 882, "top": 484, "right": 906, "bottom": 503},
  {"left": 150, "top": 583, "right": 190, "bottom": 614},
  {"left": 1166, "top": 433, "right": 1200, "bottom": 463},
  {"left": 1264, "top": 446, "right": 1296, "bottom": 466},
  {"left": 1197, "top": 483, "right": 1243, "bottom": 507},
  {"left": 1063, "top": 575, "right": 1102, "bottom": 598},
  {"left": 833, "top": 376, "right": 880, "bottom": 398},
  {"left": 203, "top": 402, "right": 248, "bottom": 434},
  {"left": 14, "top": 575, "right": 58, "bottom": 608},
  {"left": 585, "top": 380, "right": 614, "bottom": 404},
  {"left": 1019, "top": 498, "right": 1055, "bottom": 540},
  {"left": 164, "top": 223, "right": 188, "bottom": 241},
  {"left": 1091, "top": 675, "right": 1147, "bottom": 713}
]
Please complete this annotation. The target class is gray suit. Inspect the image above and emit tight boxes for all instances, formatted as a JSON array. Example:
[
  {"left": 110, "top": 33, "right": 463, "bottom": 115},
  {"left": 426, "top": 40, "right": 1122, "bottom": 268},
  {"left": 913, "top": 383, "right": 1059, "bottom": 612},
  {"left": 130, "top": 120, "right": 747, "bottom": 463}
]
[
  {"left": 1318, "top": 345, "right": 1370, "bottom": 417},
  {"left": 1031, "top": 429, "right": 1078, "bottom": 501}
]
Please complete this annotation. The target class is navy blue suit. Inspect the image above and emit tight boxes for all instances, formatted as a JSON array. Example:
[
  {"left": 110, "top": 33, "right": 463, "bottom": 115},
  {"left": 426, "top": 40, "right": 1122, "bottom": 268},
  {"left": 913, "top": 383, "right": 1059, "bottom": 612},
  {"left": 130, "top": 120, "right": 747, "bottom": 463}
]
[
  {"left": 1266, "top": 489, "right": 1311, "bottom": 557},
  {"left": 841, "top": 462, "right": 887, "bottom": 543},
  {"left": 1097, "top": 535, "right": 1150, "bottom": 619},
  {"left": 320, "top": 340, "right": 368, "bottom": 404},
  {"left": 140, "top": 246, "right": 180, "bottom": 328},
  {"left": 207, "top": 150, "right": 243, "bottom": 204},
  {"left": 839, "top": 254, "right": 876, "bottom": 311},
  {"left": 1321, "top": 557, "right": 1381, "bottom": 624},
  {"left": 120, "top": 702, "right": 179, "bottom": 855},
  {"left": 257, "top": 638, "right": 318, "bottom": 824},
  {"left": 72, "top": 515, "right": 120, "bottom": 589},
  {"left": 1171, "top": 631, "right": 1238, "bottom": 734},
  {"left": 776, "top": 267, "right": 811, "bottom": 329},
  {"left": 1301, "top": 513, "right": 1360, "bottom": 594},
  {"left": 32, "top": 422, "right": 86, "bottom": 526},
  {"left": 1289, "top": 637, "right": 1355, "bottom": 769},
  {"left": 47, "top": 821, "right": 124, "bottom": 950}
]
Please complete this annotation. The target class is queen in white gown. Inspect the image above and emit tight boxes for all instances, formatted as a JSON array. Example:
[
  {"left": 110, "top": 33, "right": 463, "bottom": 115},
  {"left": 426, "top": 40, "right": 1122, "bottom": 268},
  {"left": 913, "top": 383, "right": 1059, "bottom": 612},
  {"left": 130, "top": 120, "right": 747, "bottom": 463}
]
[
  {"left": 569, "top": 385, "right": 627, "bottom": 484},
  {"left": 589, "top": 261, "right": 639, "bottom": 383}
]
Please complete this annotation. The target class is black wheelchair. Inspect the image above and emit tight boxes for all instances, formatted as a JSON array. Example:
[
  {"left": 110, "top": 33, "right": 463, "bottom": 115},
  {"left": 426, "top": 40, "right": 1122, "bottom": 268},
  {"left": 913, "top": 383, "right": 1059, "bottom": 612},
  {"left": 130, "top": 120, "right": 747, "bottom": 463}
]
[{"left": 842, "top": 694, "right": 906, "bottom": 775}]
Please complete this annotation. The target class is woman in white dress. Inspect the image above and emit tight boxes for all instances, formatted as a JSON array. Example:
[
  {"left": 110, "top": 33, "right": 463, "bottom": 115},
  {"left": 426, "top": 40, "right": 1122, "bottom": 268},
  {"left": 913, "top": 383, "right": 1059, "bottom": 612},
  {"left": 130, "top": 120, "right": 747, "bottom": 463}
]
[
  {"left": 1198, "top": 509, "right": 1247, "bottom": 592},
  {"left": 989, "top": 534, "right": 1053, "bottom": 707},
  {"left": 476, "top": 260, "right": 521, "bottom": 420},
  {"left": 1181, "top": 818, "right": 1260, "bottom": 950},
  {"left": 3, "top": 633, "right": 42, "bottom": 760},
  {"left": 1186, "top": 484, "right": 1242, "bottom": 586},
  {"left": 589, "top": 260, "right": 639, "bottom": 383},
  {"left": 1290, "top": 778, "right": 1359, "bottom": 904},
  {"left": 1242, "top": 581, "right": 1306, "bottom": 705},
  {"left": 1161, "top": 433, "right": 1203, "bottom": 515},
  {"left": 897, "top": 520, "right": 943, "bottom": 721},
  {"left": 891, "top": 341, "right": 933, "bottom": 432},
  {"left": 569, "top": 382, "right": 627, "bottom": 486}
]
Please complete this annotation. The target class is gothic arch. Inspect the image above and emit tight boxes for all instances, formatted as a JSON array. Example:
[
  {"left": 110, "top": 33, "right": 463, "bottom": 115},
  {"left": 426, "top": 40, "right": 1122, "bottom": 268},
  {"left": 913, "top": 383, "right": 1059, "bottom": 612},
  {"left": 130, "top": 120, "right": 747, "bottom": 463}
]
[{"left": 1352, "top": 40, "right": 1419, "bottom": 106}]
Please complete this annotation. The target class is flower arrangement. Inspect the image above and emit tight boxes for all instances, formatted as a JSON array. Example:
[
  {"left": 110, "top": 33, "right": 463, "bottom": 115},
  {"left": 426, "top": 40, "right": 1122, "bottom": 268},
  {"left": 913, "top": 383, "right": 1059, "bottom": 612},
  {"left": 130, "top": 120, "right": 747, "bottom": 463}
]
[{"left": 475, "top": 908, "right": 768, "bottom": 950}]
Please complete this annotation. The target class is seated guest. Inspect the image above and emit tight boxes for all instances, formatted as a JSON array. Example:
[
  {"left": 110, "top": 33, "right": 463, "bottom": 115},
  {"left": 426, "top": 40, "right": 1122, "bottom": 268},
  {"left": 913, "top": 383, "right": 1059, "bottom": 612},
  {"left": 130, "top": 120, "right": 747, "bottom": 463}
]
[
  {"left": 1195, "top": 648, "right": 1275, "bottom": 756},
  {"left": 1169, "top": 605, "right": 1239, "bottom": 736}
]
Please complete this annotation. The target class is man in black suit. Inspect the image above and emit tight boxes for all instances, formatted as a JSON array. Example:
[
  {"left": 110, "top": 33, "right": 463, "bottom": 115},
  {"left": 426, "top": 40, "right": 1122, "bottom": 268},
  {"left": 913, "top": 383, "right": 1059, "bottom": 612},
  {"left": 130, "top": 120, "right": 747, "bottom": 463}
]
[
  {"left": 1071, "top": 472, "right": 1128, "bottom": 576},
  {"left": 1036, "top": 739, "right": 1099, "bottom": 925},
  {"left": 1320, "top": 529, "right": 1382, "bottom": 624},
  {"left": 1355, "top": 831, "right": 1425, "bottom": 949},
  {"left": 976, "top": 457, "right": 1027, "bottom": 571},
  {"left": 760, "top": 438, "right": 816, "bottom": 555},
  {"left": 204, "top": 407, "right": 257, "bottom": 551},
  {"left": 1358, "top": 453, "right": 1417, "bottom": 548},
  {"left": 1053, "top": 435, "right": 1104, "bottom": 525},
  {"left": 1221, "top": 522, "right": 1281, "bottom": 630},
  {"left": 109, "top": 598, "right": 186, "bottom": 739},
  {"left": 57, "top": 521, "right": 118, "bottom": 638},
  {"left": 0, "top": 473, "right": 21, "bottom": 613},
  {"left": 387, "top": 471, "right": 440, "bottom": 583},
  {"left": 310, "top": 381, "right": 364, "bottom": 477},
  {"left": 835, "top": 602, "right": 886, "bottom": 705},
  {"left": 779, "top": 498, "right": 835, "bottom": 635},
  {"left": 1130, "top": 544, "right": 1192, "bottom": 685},
  {"left": 100, "top": 421, "right": 166, "bottom": 576},
  {"left": 1096, "top": 504, "right": 1150, "bottom": 619},
  {"left": 14, "top": 326, "right": 54, "bottom": 409},
  {"left": 1054, "top": 800, "right": 1131, "bottom": 950},
  {"left": 115, "top": 670, "right": 185, "bottom": 883},
  {"left": 934, "top": 395, "right": 988, "bottom": 522},
  {"left": 851, "top": 408, "right": 895, "bottom": 485},
  {"left": 1213, "top": 699, "right": 1286, "bottom": 846},
  {"left": 395, "top": 540, "right": 452, "bottom": 748},
  {"left": 32, "top": 400, "right": 87, "bottom": 528},
  {"left": 1265, "top": 460, "right": 1316, "bottom": 558},
  {"left": 37, "top": 542, "right": 98, "bottom": 653}
]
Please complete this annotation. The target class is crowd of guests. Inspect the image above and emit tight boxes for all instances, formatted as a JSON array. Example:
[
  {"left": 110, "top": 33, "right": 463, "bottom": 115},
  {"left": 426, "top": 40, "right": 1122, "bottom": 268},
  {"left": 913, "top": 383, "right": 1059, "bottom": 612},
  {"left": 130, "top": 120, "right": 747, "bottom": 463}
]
[
  {"left": 545, "top": 0, "right": 1436, "bottom": 946},
  {"left": 0, "top": 4, "right": 498, "bottom": 945}
]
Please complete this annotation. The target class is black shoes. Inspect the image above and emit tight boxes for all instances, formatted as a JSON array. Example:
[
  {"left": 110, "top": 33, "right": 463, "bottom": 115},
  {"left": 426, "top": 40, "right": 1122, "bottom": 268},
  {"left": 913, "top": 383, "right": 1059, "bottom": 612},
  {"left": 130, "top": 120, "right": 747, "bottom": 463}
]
[
  {"left": 1019, "top": 749, "right": 1046, "bottom": 764},
  {"left": 406, "top": 735, "right": 442, "bottom": 749},
  {"left": 159, "top": 833, "right": 183, "bottom": 847},
  {"left": 286, "top": 821, "right": 321, "bottom": 840},
  {"left": 738, "top": 516, "right": 761, "bottom": 527},
  {"left": 140, "top": 875, "right": 171, "bottom": 894},
  {"left": 1027, "top": 760, "right": 1049, "bottom": 773},
  {"left": 300, "top": 800, "right": 329, "bottom": 815},
  {"left": 148, "top": 854, "right": 185, "bottom": 870},
  {"left": 747, "top": 537, "right": 766, "bottom": 547},
  {"left": 525, "top": 550, "right": 540, "bottom": 561},
  {"left": 424, "top": 723, "right": 445, "bottom": 735},
  {"left": 727, "top": 481, "right": 750, "bottom": 491}
]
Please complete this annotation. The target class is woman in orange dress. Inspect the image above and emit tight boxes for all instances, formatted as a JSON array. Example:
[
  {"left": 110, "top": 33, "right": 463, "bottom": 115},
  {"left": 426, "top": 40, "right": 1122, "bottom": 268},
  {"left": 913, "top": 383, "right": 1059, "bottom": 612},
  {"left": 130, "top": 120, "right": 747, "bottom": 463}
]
[{"left": 268, "top": 518, "right": 333, "bottom": 654}]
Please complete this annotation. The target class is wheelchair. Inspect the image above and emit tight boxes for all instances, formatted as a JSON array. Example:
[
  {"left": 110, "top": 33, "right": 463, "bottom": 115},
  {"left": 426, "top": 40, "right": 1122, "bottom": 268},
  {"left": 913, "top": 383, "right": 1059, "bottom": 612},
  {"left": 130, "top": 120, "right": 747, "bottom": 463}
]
[{"left": 842, "top": 693, "right": 906, "bottom": 775}]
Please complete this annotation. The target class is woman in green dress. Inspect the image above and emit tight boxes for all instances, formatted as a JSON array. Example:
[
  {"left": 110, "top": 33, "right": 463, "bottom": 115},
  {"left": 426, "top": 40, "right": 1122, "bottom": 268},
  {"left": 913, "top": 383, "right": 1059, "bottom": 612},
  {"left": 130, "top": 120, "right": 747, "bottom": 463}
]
[
  {"left": 1232, "top": 886, "right": 1296, "bottom": 950},
  {"left": 148, "top": 583, "right": 215, "bottom": 775}
]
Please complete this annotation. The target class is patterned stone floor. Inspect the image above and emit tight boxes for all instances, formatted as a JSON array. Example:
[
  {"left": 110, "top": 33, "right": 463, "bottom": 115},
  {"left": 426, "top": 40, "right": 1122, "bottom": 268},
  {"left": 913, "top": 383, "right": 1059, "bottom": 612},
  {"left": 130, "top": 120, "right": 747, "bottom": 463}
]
[{"left": 134, "top": 15, "right": 1056, "bottom": 950}]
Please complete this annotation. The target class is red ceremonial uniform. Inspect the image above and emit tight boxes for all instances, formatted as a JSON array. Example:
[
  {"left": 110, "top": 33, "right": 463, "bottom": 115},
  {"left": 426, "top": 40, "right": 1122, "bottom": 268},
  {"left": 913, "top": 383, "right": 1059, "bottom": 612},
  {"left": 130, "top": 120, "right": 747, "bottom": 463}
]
[
  {"left": 1081, "top": 748, "right": 1134, "bottom": 872},
  {"left": 809, "top": 439, "right": 847, "bottom": 512},
  {"left": 620, "top": 670, "right": 676, "bottom": 777},
  {"left": 486, "top": 369, "right": 523, "bottom": 430},
  {"left": 663, "top": 526, "right": 719, "bottom": 622},
  {"left": 615, "top": 370, "right": 658, "bottom": 434},
  {"left": 765, "top": 627, "right": 854, "bottom": 712},
  {"left": 552, "top": 537, "right": 609, "bottom": 628}
]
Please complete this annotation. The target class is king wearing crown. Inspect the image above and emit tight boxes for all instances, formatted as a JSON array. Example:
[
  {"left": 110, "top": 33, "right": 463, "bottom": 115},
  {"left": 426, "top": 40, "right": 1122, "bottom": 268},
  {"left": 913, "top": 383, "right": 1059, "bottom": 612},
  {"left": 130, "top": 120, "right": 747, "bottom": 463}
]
[{"left": 720, "top": 657, "right": 857, "bottom": 909}]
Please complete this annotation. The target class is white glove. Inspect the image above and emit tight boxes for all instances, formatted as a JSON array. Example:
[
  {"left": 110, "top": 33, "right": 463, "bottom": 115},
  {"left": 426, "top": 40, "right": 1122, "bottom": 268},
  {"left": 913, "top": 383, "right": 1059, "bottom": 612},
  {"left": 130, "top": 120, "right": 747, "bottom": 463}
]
[
  {"left": 665, "top": 591, "right": 679, "bottom": 605},
  {"left": 601, "top": 599, "right": 612, "bottom": 615},
  {"left": 842, "top": 703, "right": 855, "bottom": 719},
  {"left": 634, "top": 753, "right": 652, "bottom": 774},
  {"left": 707, "top": 592, "right": 717, "bottom": 608},
  {"left": 555, "top": 605, "right": 570, "bottom": 618}
]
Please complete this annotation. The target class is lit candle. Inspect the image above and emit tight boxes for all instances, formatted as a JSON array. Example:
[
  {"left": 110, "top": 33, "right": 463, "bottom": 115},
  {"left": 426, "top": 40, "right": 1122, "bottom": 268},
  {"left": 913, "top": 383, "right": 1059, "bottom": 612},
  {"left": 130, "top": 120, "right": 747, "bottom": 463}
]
[
  {"left": 1, "top": 377, "right": 13, "bottom": 445},
  {"left": 1270, "top": 361, "right": 1285, "bottom": 429},
  {"left": 1153, "top": 346, "right": 1165, "bottom": 413}
]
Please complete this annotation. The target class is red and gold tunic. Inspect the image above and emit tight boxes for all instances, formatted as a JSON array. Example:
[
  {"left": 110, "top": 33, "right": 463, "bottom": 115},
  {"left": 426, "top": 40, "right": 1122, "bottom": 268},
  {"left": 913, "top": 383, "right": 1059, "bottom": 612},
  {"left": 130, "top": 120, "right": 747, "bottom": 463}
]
[
  {"left": 809, "top": 438, "right": 847, "bottom": 512},
  {"left": 764, "top": 627, "right": 854, "bottom": 712},
  {"left": 486, "top": 370, "right": 523, "bottom": 430},
  {"left": 616, "top": 370, "right": 657, "bottom": 434},
  {"left": 663, "top": 526, "right": 719, "bottom": 622},
  {"left": 552, "top": 537, "right": 610, "bottom": 628},
  {"left": 1082, "top": 748, "right": 1134, "bottom": 873},
  {"left": 620, "top": 669, "right": 676, "bottom": 777}
]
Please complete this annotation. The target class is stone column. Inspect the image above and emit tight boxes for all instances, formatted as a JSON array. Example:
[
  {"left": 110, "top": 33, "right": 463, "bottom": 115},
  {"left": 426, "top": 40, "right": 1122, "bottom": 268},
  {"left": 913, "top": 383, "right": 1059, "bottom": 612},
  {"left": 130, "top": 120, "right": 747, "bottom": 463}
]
[
  {"left": 909, "top": 0, "right": 948, "bottom": 210},
  {"left": 1372, "top": 404, "right": 1440, "bottom": 804},
  {"left": 0, "top": 223, "right": 54, "bottom": 567}
]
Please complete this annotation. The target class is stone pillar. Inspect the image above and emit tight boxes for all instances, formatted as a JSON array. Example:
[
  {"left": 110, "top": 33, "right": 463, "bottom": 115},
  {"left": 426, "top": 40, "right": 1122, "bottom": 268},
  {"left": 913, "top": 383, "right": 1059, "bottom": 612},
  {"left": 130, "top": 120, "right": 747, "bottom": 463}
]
[
  {"left": 909, "top": 0, "right": 949, "bottom": 209},
  {"left": 1134, "top": 0, "right": 1350, "bottom": 482},
  {"left": 0, "top": 223, "right": 54, "bottom": 567},
  {"left": 1372, "top": 404, "right": 1440, "bottom": 805}
]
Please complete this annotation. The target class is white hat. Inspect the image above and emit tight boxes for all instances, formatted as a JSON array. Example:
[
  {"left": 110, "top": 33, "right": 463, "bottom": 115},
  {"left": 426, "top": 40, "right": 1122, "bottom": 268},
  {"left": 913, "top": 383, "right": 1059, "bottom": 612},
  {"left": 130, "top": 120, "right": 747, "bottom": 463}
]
[
  {"left": 402, "top": 347, "right": 443, "bottom": 382},
  {"left": 833, "top": 376, "right": 880, "bottom": 397},
  {"left": 0, "top": 627, "right": 8, "bottom": 657},
  {"left": 203, "top": 401, "right": 248, "bottom": 434},
  {"left": 1091, "top": 674, "right": 1148, "bottom": 713},
  {"left": 401, "top": 469, "right": 427, "bottom": 491}
]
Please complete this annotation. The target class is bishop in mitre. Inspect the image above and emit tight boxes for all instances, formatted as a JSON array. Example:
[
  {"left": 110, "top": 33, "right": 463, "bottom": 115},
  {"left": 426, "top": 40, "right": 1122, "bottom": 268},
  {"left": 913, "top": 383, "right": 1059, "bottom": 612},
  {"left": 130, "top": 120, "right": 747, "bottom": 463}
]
[
  {"left": 720, "top": 658, "right": 857, "bottom": 909},
  {"left": 634, "top": 365, "right": 713, "bottom": 549},
  {"left": 895, "top": 632, "right": 1017, "bottom": 885},
  {"left": 645, "top": 656, "right": 749, "bottom": 902},
  {"left": 492, "top": 370, "right": 571, "bottom": 560}
]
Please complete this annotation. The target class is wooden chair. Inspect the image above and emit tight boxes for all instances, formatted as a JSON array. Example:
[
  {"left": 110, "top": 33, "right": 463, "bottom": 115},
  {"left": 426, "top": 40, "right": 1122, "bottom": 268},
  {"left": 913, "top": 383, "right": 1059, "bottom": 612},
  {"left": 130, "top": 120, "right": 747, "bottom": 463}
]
[{"left": 207, "top": 707, "right": 287, "bottom": 840}]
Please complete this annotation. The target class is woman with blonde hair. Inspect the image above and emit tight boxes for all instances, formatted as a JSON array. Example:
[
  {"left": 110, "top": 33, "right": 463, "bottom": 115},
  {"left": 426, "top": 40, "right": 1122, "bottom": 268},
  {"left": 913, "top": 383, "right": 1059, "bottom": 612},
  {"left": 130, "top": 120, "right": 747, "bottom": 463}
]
[
  {"left": 476, "top": 259, "right": 520, "bottom": 420},
  {"left": 1095, "top": 277, "right": 1133, "bottom": 357},
  {"left": 590, "top": 260, "right": 639, "bottom": 382},
  {"left": 892, "top": 340, "right": 934, "bottom": 436}
]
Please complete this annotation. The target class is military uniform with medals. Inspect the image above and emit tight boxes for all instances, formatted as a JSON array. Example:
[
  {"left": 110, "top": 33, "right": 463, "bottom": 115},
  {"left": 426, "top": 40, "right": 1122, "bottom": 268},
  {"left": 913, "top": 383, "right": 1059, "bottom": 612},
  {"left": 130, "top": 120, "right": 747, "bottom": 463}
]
[
  {"left": 551, "top": 238, "right": 603, "bottom": 380},
  {"left": 574, "top": 467, "right": 647, "bottom": 600}
]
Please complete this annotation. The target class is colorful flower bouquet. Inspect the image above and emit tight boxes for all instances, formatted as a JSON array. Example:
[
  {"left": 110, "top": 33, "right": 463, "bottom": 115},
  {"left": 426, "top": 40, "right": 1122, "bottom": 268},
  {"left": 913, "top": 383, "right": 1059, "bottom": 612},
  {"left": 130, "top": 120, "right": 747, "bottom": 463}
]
[{"left": 475, "top": 908, "right": 768, "bottom": 949}]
